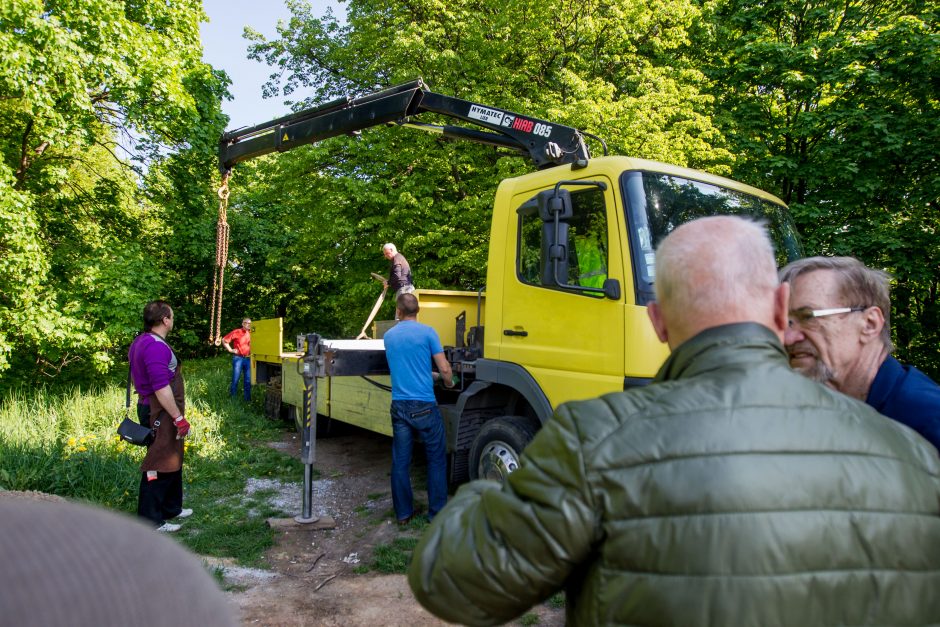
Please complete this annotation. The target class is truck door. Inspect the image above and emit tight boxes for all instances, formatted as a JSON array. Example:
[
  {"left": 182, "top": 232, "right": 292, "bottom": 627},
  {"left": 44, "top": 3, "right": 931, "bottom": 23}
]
[{"left": 498, "top": 179, "right": 626, "bottom": 407}]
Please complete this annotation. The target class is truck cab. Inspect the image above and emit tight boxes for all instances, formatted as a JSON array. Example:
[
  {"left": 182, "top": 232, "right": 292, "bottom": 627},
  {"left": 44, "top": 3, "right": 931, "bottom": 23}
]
[{"left": 440, "top": 155, "right": 800, "bottom": 484}]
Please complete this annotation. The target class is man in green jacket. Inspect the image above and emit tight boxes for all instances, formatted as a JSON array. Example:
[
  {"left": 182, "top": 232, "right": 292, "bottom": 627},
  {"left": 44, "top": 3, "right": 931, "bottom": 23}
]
[{"left": 408, "top": 216, "right": 940, "bottom": 626}]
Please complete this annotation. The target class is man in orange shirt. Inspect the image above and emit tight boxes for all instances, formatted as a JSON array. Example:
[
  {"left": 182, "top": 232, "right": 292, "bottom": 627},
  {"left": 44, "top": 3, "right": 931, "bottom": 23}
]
[{"left": 222, "top": 318, "right": 252, "bottom": 401}]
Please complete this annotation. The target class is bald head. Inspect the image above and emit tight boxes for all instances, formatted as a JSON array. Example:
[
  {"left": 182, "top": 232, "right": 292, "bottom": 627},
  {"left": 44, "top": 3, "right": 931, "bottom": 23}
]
[{"left": 648, "top": 216, "right": 788, "bottom": 348}]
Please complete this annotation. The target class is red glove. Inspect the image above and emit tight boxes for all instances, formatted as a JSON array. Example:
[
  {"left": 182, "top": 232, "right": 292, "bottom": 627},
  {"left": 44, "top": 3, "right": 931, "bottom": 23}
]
[{"left": 174, "top": 415, "right": 191, "bottom": 439}]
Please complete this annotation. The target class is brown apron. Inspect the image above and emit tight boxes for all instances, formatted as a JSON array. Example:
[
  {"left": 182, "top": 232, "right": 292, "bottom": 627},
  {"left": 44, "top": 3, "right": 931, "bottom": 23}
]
[{"left": 140, "top": 365, "right": 185, "bottom": 473}]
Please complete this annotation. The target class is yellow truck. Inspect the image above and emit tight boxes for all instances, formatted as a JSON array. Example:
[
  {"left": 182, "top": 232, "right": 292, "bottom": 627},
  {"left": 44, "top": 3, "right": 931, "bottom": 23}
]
[
  {"left": 222, "top": 80, "right": 802, "bottom": 497},
  {"left": 252, "top": 288, "right": 482, "bottom": 437}
]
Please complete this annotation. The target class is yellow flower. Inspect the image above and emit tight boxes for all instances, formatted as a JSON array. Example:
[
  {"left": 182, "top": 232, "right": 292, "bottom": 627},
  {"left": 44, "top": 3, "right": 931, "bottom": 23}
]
[
  {"left": 79, "top": 436, "right": 86, "bottom": 444},
  {"left": 77, "top": 446, "right": 87, "bottom": 452},
  {"left": 67, "top": 437, "right": 77, "bottom": 447}
]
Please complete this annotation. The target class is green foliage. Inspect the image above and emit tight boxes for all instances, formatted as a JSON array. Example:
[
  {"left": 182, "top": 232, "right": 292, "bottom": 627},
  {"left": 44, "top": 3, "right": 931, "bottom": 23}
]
[
  {"left": 1, "top": 0, "right": 936, "bottom": 385},
  {"left": 0, "top": 356, "right": 302, "bottom": 565},
  {"left": 225, "top": 0, "right": 734, "bottom": 334},
  {"left": 697, "top": 0, "right": 940, "bottom": 376},
  {"left": 0, "top": 0, "right": 227, "bottom": 385}
]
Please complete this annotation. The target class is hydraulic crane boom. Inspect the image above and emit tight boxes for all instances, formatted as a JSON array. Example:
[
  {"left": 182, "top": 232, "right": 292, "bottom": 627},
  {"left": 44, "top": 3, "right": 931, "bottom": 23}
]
[{"left": 218, "top": 79, "right": 592, "bottom": 173}]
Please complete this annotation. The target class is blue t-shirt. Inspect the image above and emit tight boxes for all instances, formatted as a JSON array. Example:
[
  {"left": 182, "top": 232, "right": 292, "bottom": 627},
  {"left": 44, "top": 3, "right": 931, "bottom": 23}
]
[{"left": 383, "top": 320, "right": 444, "bottom": 402}]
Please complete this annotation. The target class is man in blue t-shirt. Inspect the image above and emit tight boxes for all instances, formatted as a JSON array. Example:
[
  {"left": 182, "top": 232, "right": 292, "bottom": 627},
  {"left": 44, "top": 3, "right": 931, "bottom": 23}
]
[{"left": 383, "top": 293, "right": 455, "bottom": 524}]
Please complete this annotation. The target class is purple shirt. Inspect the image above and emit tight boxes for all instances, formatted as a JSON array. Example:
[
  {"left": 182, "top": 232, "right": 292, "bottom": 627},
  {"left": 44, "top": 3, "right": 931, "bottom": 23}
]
[{"left": 129, "top": 333, "right": 177, "bottom": 403}]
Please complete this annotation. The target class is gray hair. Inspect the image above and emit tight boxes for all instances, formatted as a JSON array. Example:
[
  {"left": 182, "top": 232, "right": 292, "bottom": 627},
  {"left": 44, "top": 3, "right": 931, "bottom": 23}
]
[
  {"left": 383, "top": 243, "right": 397, "bottom": 255},
  {"left": 779, "top": 256, "right": 893, "bottom": 351},
  {"left": 655, "top": 216, "right": 778, "bottom": 323}
]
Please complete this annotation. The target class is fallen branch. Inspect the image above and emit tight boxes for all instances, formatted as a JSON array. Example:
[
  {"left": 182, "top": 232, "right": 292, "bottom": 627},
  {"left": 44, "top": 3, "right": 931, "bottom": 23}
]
[
  {"left": 315, "top": 574, "right": 338, "bottom": 591},
  {"left": 306, "top": 552, "right": 326, "bottom": 573}
]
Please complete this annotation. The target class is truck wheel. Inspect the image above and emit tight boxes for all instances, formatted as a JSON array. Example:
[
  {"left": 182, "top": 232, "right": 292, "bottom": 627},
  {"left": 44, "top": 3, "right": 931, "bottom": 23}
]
[
  {"left": 287, "top": 406, "right": 301, "bottom": 433},
  {"left": 264, "top": 378, "right": 283, "bottom": 421},
  {"left": 469, "top": 416, "right": 538, "bottom": 482}
]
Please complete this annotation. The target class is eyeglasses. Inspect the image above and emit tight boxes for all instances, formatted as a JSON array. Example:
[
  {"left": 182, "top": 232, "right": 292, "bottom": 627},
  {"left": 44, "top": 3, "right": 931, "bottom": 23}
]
[{"left": 788, "top": 306, "right": 867, "bottom": 330}]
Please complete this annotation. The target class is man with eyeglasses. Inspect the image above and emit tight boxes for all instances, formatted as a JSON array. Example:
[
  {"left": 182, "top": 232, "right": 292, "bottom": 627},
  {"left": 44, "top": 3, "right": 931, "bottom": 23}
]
[{"left": 780, "top": 256, "right": 940, "bottom": 451}]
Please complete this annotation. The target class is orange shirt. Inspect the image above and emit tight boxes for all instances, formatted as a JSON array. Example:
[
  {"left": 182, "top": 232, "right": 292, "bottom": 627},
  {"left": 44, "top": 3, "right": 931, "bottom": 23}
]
[{"left": 222, "top": 328, "right": 251, "bottom": 356}]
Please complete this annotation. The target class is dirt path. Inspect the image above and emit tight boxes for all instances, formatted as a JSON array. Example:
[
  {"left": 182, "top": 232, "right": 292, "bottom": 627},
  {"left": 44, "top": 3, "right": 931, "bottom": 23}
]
[{"left": 220, "top": 424, "right": 565, "bottom": 626}]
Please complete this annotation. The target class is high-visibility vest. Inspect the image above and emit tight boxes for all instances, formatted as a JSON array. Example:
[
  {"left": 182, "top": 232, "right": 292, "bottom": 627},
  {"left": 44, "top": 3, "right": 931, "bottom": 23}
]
[{"left": 577, "top": 237, "right": 607, "bottom": 288}]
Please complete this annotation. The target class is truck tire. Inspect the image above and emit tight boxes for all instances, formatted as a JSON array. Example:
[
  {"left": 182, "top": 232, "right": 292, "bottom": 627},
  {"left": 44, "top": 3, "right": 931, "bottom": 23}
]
[
  {"left": 468, "top": 416, "right": 538, "bottom": 482},
  {"left": 263, "top": 378, "right": 283, "bottom": 421},
  {"left": 287, "top": 406, "right": 301, "bottom": 433}
]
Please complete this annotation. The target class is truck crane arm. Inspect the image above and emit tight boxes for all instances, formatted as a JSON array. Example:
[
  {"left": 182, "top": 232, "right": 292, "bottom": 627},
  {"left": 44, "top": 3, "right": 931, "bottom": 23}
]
[{"left": 218, "top": 79, "right": 591, "bottom": 173}]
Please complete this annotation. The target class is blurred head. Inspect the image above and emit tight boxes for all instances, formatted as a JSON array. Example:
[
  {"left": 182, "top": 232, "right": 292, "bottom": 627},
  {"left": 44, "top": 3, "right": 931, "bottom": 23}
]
[
  {"left": 779, "top": 257, "right": 891, "bottom": 392},
  {"left": 396, "top": 293, "right": 420, "bottom": 319},
  {"left": 383, "top": 243, "right": 397, "bottom": 260},
  {"left": 143, "top": 301, "right": 173, "bottom": 333},
  {"left": 647, "top": 216, "right": 787, "bottom": 349},
  {"left": 241, "top": 318, "right": 252, "bottom": 329}
]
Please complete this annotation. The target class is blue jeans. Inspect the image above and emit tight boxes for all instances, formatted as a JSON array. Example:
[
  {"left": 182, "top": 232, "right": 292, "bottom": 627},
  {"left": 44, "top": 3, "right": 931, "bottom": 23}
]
[
  {"left": 390, "top": 400, "right": 448, "bottom": 521},
  {"left": 230, "top": 355, "right": 251, "bottom": 401}
]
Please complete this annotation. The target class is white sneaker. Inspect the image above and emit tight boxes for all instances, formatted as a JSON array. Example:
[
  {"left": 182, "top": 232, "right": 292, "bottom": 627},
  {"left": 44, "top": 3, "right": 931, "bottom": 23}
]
[
  {"left": 176, "top": 508, "right": 193, "bottom": 519},
  {"left": 157, "top": 522, "right": 181, "bottom": 533}
]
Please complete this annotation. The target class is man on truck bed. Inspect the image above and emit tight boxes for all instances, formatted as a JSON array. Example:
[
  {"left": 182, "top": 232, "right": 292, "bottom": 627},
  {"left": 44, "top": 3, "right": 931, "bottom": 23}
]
[
  {"left": 384, "top": 293, "right": 454, "bottom": 525},
  {"left": 382, "top": 243, "right": 414, "bottom": 300},
  {"left": 407, "top": 216, "right": 940, "bottom": 626}
]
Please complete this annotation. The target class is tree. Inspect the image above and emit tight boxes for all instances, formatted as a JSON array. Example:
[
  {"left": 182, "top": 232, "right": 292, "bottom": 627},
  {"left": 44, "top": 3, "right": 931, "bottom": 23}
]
[
  {"left": 223, "top": 0, "right": 734, "bottom": 335},
  {"left": 697, "top": 0, "right": 940, "bottom": 376},
  {"left": 0, "top": 0, "right": 227, "bottom": 385}
]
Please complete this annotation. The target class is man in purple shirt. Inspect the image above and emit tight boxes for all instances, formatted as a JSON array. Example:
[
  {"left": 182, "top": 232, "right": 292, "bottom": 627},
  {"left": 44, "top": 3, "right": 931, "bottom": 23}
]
[{"left": 129, "top": 301, "right": 192, "bottom": 532}]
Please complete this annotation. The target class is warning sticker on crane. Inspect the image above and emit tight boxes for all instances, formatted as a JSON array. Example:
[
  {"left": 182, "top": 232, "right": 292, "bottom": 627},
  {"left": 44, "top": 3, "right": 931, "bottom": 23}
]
[{"left": 468, "top": 104, "right": 505, "bottom": 126}]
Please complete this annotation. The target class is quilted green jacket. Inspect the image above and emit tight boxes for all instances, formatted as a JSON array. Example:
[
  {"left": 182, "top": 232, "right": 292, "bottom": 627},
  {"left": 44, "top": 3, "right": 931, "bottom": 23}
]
[{"left": 408, "top": 323, "right": 940, "bottom": 626}]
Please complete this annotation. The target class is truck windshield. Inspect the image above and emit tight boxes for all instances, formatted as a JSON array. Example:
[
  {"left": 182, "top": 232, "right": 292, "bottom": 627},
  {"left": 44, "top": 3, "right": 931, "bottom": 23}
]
[{"left": 622, "top": 170, "right": 803, "bottom": 305}]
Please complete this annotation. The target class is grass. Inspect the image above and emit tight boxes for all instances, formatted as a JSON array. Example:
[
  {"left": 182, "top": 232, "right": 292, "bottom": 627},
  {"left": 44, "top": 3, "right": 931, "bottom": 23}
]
[
  {"left": 0, "top": 356, "right": 302, "bottom": 566},
  {"left": 371, "top": 536, "right": 420, "bottom": 574}
]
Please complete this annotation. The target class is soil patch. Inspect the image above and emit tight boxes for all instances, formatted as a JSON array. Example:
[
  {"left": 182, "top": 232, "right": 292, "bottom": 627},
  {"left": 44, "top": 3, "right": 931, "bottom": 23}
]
[{"left": 221, "top": 424, "right": 565, "bottom": 626}]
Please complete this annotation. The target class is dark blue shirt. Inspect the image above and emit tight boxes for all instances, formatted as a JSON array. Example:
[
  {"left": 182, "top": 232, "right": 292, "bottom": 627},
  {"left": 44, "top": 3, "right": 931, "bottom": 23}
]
[{"left": 866, "top": 356, "right": 940, "bottom": 452}]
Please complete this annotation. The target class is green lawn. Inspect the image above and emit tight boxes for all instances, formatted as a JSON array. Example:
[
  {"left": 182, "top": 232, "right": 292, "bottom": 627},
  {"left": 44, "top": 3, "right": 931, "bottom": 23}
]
[{"left": 0, "top": 356, "right": 301, "bottom": 566}]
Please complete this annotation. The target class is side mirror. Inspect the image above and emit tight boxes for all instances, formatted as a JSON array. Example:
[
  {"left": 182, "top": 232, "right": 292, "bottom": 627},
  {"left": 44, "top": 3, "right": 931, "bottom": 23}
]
[
  {"left": 602, "top": 278, "right": 621, "bottom": 300},
  {"left": 541, "top": 222, "right": 569, "bottom": 285},
  {"left": 538, "top": 189, "right": 573, "bottom": 221}
]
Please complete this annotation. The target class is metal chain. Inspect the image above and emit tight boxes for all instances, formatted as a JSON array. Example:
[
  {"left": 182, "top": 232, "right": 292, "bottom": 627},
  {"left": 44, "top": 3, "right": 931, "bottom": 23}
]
[{"left": 208, "top": 172, "right": 231, "bottom": 346}]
